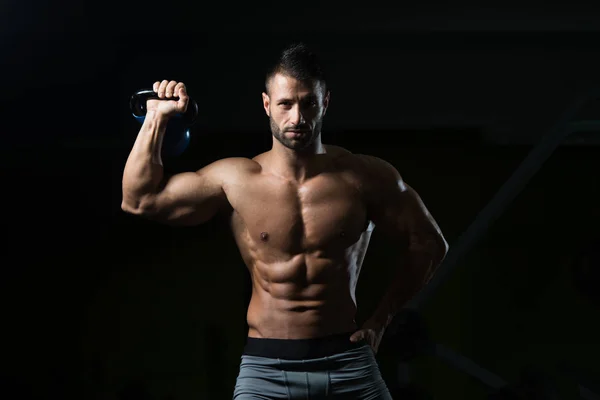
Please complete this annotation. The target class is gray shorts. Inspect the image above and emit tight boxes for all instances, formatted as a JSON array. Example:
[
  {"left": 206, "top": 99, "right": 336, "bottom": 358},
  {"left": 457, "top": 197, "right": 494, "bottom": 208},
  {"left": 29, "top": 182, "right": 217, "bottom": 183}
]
[{"left": 233, "top": 332, "right": 393, "bottom": 399}]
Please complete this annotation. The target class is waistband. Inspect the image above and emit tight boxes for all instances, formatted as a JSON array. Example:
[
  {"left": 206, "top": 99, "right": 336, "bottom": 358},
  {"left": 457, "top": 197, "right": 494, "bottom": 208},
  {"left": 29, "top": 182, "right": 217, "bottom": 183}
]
[{"left": 243, "top": 331, "right": 366, "bottom": 360}]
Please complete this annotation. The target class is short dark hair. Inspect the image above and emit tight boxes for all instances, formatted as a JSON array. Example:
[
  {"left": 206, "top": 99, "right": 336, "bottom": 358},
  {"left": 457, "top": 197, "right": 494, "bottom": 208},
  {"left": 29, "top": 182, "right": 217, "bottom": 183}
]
[{"left": 265, "top": 42, "right": 327, "bottom": 95}]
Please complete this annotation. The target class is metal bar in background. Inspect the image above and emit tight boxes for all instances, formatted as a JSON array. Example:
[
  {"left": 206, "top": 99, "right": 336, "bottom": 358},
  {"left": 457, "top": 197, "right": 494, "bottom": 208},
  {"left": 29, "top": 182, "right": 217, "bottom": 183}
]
[
  {"left": 432, "top": 343, "right": 507, "bottom": 390},
  {"left": 564, "top": 120, "right": 600, "bottom": 145},
  {"left": 404, "top": 90, "right": 598, "bottom": 311},
  {"left": 568, "top": 120, "right": 600, "bottom": 132}
]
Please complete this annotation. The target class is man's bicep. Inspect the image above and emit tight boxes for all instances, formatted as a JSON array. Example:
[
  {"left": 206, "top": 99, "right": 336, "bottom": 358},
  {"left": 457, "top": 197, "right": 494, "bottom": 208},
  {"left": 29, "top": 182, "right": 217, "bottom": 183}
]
[
  {"left": 372, "top": 184, "right": 447, "bottom": 266},
  {"left": 398, "top": 186, "right": 447, "bottom": 251},
  {"left": 370, "top": 178, "right": 419, "bottom": 235},
  {"left": 364, "top": 157, "right": 444, "bottom": 245},
  {"left": 363, "top": 156, "right": 407, "bottom": 232},
  {"left": 150, "top": 160, "right": 230, "bottom": 225}
]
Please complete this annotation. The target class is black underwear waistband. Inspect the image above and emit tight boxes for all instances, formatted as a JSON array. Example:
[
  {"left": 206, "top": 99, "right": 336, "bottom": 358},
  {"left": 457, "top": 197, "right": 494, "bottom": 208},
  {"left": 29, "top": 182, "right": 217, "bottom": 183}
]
[{"left": 243, "top": 331, "right": 366, "bottom": 360}]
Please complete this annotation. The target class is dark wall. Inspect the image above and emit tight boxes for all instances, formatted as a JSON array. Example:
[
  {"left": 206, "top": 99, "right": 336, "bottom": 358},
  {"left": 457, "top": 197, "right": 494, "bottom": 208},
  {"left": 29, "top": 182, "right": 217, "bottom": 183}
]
[
  {"left": 5, "top": 30, "right": 600, "bottom": 149},
  {"left": 2, "top": 3, "right": 600, "bottom": 399}
]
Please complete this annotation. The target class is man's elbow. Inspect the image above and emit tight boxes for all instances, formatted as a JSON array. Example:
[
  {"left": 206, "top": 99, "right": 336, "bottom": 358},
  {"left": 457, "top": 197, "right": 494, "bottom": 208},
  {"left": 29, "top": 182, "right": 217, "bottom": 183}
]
[
  {"left": 121, "top": 200, "right": 141, "bottom": 215},
  {"left": 121, "top": 196, "right": 155, "bottom": 217}
]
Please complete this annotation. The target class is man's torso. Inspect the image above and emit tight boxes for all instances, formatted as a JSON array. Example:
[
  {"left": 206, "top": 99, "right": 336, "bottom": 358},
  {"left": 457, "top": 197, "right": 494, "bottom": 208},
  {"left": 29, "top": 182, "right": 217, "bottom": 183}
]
[{"left": 221, "top": 146, "right": 375, "bottom": 339}]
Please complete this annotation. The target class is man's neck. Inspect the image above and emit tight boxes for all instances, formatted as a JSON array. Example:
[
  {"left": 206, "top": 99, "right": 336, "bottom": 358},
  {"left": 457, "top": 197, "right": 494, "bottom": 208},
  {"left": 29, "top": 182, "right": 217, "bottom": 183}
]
[{"left": 269, "top": 138, "right": 327, "bottom": 182}]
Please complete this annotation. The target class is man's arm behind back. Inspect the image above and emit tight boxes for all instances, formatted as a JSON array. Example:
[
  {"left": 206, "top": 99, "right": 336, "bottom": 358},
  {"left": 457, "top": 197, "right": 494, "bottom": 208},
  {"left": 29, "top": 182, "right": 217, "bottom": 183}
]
[{"left": 121, "top": 157, "right": 248, "bottom": 226}]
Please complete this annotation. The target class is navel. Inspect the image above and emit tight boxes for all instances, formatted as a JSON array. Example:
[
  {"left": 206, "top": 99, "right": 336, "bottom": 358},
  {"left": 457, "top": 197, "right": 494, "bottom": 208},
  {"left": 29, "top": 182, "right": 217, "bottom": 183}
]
[
  {"left": 339, "top": 230, "right": 346, "bottom": 238},
  {"left": 261, "top": 232, "right": 269, "bottom": 242}
]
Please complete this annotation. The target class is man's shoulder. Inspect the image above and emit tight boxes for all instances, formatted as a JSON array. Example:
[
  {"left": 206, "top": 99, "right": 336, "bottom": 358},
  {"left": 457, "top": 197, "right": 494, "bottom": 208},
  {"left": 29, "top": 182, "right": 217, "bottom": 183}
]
[
  {"left": 326, "top": 146, "right": 400, "bottom": 179},
  {"left": 198, "top": 157, "right": 262, "bottom": 180},
  {"left": 218, "top": 156, "right": 262, "bottom": 170},
  {"left": 358, "top": 154, "right": 401, "bottom": 179},
  {"left": 325, "top": 145, "right": 368, "bottom": 166}
]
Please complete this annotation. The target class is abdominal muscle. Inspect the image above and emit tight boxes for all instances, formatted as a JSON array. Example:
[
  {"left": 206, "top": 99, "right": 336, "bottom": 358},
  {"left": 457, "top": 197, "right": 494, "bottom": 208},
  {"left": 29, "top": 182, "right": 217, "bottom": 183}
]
[{"left": 246, "top": 254, "right": 359, "bottom": 339}]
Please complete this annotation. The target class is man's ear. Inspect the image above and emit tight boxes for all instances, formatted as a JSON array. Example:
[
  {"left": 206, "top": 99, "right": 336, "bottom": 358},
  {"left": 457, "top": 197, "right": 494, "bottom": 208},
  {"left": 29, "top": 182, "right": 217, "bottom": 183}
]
[
  {"left": 262, "top": 92, "right": 270, "bottom": 117},
  {"left": 322, "top": 90, "right": 330, "bottom": 116}
]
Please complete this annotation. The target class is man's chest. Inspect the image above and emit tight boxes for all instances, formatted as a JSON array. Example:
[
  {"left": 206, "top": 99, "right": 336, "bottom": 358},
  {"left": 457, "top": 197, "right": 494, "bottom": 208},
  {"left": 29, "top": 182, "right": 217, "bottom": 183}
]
[{"left": 226, "top": 173, "right": 370, "bottom": 252}]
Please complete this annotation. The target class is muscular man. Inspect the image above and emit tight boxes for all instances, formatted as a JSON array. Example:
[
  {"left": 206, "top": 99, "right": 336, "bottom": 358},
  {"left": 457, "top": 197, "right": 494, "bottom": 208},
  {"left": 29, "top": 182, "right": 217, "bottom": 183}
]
[{"left": 121, "top": 43, "right": 448, "bottom": 399}]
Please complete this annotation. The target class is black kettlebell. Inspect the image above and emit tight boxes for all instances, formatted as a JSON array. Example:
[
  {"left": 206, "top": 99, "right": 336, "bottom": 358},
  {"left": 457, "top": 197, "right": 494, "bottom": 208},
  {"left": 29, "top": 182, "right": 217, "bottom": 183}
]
[{"left": 129, "top": 89, "right": 199, "bottom": 157}]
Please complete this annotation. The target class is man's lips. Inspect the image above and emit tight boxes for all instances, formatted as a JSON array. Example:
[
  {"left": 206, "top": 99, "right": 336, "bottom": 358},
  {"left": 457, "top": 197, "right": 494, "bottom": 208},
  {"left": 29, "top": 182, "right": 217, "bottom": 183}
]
[{"left": 286, "top": 130, "right": 309, "bottom": 138}]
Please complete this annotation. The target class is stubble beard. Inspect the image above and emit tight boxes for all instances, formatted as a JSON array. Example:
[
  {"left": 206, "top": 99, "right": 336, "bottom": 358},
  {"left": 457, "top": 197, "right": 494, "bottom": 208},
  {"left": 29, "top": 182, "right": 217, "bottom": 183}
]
[{"left": 270, "top": 116, "right": 322, "bottom": 151}]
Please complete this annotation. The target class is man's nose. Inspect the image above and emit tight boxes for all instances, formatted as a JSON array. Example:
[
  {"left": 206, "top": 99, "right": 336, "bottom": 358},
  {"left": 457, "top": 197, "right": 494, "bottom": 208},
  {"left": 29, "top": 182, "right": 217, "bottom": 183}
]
[{"left": 290, "top": 105, "right": 306, "bottom": 125}]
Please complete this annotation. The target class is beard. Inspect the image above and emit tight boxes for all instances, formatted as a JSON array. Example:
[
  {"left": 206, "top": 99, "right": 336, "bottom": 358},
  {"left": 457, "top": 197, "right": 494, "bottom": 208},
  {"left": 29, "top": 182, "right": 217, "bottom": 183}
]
[{"left": 270, "top": 116, "right": 322, "bottom": 151}]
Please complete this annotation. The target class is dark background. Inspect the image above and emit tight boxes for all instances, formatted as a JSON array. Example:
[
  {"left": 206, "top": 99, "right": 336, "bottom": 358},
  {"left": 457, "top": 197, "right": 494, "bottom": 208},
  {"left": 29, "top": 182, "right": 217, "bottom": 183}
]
[{"left": 1, "top": 1, "right": 599, "bottom": 399}]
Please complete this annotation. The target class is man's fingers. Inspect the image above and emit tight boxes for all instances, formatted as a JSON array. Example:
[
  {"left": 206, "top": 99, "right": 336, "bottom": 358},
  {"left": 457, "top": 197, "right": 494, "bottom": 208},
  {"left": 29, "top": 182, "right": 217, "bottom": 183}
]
[
  {"left": 158, "top": 80, "right": 169, "bottom": 97},
  {"left": 175, "top": 82, "right": 187, "bottom": 98},
  {"left": 165, "top": 80, "right": 178, "bottom": 97}
]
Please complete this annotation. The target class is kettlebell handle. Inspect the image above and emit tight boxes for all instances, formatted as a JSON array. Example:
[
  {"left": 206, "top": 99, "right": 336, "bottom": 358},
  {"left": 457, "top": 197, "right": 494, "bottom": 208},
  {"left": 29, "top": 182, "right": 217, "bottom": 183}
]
[{"left": 129, "top": 89, "right": 199, "bottom": 126}]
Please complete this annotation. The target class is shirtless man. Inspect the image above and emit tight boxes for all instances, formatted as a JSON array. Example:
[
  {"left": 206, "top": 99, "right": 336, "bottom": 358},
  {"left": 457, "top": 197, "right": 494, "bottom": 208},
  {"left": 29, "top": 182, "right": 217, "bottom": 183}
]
[{"left": 121, "top": 43, "right": 448, "bottom": 399}]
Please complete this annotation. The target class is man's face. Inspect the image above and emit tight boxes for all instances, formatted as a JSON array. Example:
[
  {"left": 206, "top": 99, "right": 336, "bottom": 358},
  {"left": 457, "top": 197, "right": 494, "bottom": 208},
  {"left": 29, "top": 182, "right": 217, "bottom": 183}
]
[{"left": 262, "top": 73, "right": 329, "bottom": 151}]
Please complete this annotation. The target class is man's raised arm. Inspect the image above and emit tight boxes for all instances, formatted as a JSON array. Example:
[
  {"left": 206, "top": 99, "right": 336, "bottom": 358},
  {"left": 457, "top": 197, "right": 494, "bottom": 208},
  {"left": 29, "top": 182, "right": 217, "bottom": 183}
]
[{"left": 121, "top": 80, "right": 233, "bottom": 226}]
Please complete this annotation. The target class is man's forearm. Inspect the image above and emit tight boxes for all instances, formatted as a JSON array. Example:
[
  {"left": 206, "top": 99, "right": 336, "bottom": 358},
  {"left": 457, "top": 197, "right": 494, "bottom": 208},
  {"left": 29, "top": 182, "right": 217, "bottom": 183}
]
[
  {"left": 368, "top": 240, "right": 447, "bottom": 330},
  {"left": 122, "top": 111, "right": 169, "bottom": 208}
]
